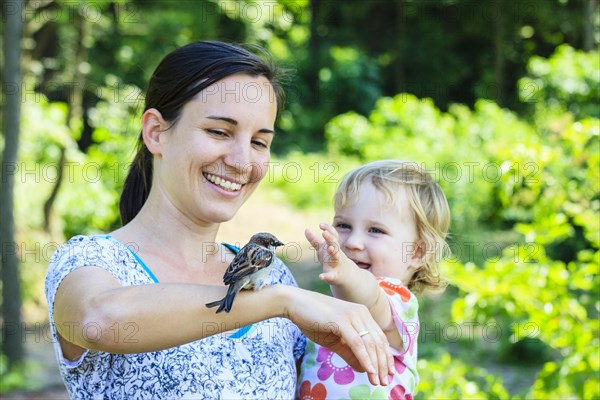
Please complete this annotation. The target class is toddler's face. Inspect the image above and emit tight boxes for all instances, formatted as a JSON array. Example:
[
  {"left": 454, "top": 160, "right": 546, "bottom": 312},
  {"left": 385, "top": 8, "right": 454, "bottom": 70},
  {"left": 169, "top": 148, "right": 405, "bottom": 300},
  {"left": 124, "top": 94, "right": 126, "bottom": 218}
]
[{"left": 333, "top": 181, "right": 422, "bottom": 284}]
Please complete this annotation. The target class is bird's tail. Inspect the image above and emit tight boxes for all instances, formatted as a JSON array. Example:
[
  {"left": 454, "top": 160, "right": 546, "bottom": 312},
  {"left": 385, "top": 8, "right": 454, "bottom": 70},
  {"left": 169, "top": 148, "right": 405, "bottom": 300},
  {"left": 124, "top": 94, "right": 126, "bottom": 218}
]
[
  {"left": 205, "top": 298, "right": 224, "bottom": 310},
  {"left": 205, "top": 290, "right": 237, "bottom": 313}
]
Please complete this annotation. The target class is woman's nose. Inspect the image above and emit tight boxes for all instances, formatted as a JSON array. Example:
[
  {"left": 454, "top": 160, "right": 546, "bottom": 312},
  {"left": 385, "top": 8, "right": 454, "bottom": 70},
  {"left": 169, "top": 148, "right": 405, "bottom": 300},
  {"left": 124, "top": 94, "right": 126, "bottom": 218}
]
[{"left": 223, "top": 138, "right": 251, "bottom": 173}]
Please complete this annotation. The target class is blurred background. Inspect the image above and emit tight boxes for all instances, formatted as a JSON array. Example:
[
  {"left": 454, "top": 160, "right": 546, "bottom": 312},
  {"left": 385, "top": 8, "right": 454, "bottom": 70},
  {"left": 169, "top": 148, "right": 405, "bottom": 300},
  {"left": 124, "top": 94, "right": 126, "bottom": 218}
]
[{"left": 1, "top": 0, "right": 598, "bottom": 398}]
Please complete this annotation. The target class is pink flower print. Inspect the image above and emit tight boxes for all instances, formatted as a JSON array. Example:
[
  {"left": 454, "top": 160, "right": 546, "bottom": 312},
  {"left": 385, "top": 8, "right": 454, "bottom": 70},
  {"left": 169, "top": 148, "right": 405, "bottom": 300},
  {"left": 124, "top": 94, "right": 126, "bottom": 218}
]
[
  {"left": 389, "top": 384, "right": 413, "bottom": 400},
  {"left": 408, "top": 337, "right": 416, "bottom": 356},
  {"left": 316, "top": 346, "right": 355, "bottom": 384},
  {"left": 394, "top": 355, "right": 407, "bottom": 375}
]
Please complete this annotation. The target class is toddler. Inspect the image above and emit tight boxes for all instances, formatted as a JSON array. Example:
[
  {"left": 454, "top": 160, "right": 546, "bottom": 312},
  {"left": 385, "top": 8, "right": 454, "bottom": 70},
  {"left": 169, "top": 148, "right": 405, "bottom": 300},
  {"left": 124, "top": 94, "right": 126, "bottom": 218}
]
[{"left": 297, "top": 160, "right": 451, "bottom": 400}]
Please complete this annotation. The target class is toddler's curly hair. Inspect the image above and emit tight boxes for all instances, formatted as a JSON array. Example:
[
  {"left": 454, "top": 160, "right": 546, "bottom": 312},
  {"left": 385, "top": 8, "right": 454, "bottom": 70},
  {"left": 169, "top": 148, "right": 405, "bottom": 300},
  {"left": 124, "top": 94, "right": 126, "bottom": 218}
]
[{"left": 334, "top": 160, "right": 451, "bottom": 294}]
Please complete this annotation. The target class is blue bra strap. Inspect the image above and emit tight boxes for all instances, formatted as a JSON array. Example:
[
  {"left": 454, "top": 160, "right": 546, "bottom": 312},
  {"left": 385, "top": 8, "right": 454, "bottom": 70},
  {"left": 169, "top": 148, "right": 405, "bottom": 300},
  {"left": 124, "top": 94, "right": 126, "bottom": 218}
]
[
  {"left": 129, "top": 249, "right": 160, "bottom": 284},
  {"left": 222, "top": 243, "right": 240, "bottom": 254},
  {"left": 103, "top": 235, "right": 159, "bottom": 283},
  {"left": 228, "top": 325, "right": 253, "bottom": 339}
]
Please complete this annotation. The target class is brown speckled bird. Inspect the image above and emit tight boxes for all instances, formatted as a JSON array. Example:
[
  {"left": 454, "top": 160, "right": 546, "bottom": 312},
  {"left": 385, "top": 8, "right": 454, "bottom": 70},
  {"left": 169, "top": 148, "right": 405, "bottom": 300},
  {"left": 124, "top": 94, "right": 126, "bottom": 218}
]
[{"left": 206, "top": 232, "right": 284, "bottom": 313}]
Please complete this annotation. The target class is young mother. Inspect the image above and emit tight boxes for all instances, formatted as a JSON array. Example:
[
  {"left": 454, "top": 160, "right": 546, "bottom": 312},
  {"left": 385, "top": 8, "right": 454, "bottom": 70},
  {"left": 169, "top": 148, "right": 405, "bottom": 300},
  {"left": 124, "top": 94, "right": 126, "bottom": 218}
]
[{"left": 46, "top": 41, "right": 394, "bottom": 399}]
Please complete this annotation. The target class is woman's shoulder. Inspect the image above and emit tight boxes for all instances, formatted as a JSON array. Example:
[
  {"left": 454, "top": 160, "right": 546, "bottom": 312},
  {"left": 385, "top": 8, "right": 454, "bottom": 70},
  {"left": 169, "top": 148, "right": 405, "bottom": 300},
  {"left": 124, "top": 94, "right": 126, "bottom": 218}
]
[
  {"left": 51, "top": 234, "right": 117, "bottom": 254},
  {"left": 45, "top": 234, "right": 150, "bottom": 296},
  {"left": 48, "top": 234, "right": 128, "bottom": 269}
]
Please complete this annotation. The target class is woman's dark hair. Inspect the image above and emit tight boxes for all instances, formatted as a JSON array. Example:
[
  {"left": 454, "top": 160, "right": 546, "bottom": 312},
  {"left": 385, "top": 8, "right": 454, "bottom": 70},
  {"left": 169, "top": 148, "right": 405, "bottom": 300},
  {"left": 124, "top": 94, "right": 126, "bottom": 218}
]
[{"left": 119, "top": 41, "right": 286, "bottom": 225}]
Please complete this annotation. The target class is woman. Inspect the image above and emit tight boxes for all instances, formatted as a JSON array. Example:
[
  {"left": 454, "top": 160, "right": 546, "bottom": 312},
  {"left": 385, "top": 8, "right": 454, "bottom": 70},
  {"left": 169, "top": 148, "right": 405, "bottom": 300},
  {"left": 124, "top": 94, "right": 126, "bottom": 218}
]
[{"left": 46, "top": 41, "right": 394, "bottom": 399}]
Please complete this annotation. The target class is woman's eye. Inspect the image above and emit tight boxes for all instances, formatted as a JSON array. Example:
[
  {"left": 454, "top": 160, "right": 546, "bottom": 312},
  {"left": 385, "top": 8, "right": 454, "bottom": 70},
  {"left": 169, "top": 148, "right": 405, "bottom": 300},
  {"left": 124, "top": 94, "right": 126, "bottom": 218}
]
[
  {"left": 207, "top": 129, "right": 227, "bottom": 137},
  {"left": 252, "top": 140, "right": 269, "bottom": 149}
]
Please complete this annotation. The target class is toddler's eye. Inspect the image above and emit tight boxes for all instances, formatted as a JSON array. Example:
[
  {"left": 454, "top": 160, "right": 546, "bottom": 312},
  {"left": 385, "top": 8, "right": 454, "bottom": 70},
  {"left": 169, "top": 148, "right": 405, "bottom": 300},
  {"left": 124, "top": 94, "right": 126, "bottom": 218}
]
[
  {"left": 335, "top": 223, "right": 351, "bottom": 230},
  {"left": 369, "top": 227, "right": 385, "bottom": 234}
]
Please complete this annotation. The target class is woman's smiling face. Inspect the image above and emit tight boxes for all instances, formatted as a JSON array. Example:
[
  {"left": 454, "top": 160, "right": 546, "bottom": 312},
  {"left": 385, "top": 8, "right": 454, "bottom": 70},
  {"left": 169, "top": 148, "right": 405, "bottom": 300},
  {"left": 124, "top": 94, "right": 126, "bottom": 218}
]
[{"left": 151, "top": 73, "right": 278, "bottom": 225}]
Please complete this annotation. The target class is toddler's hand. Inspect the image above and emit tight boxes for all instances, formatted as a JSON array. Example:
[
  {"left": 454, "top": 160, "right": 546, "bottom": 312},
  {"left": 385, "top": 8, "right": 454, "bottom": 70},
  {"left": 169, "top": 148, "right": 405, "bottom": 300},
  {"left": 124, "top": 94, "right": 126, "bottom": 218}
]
[{"left": 305, "top": 223, "right": 353, "bottom": 285}]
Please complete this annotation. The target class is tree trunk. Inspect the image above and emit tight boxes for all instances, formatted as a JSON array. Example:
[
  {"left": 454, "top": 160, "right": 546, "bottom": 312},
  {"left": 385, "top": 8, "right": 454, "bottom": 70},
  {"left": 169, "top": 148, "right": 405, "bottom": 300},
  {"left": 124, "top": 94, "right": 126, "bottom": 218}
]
[
  {"left": 307, "top": 0, "right": 320, "bottom": 108},
  {"left": 43, "top": 5, "right": 88, "bottom": 233},
  {"left": 582, "top": 0, "right": 596, "bottom": 51},
  {"left": 392, "top": 0, "right": 405, "bottom": 93},
  {"left": 43, "top": 146, "right": 65, "bottom": 232},
  {"left": 493, "top": 0, "right": 505, "bottom": 106},
  {"left": 1, "top": 0, "right": 25, "bottom": 366}
]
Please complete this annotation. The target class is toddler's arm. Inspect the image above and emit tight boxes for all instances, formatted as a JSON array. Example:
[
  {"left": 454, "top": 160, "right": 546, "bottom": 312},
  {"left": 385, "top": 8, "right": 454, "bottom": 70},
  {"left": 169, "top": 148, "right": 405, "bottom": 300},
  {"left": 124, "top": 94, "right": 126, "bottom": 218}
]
[{"left": 305, "top": 223, "right": 403, "bottom": 350}]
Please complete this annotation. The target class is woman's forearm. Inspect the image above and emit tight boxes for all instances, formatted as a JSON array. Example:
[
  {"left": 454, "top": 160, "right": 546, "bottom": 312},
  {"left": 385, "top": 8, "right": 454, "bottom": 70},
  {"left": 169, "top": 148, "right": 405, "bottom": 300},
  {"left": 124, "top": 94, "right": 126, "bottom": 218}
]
[
  {"left": 55, "top": 267, "right": 395, "bottom": 385},
  {"left": 95, "top": 285, "right": 284, "bottom": 352},
  {"left": 54, "top": 268, "right": 286, "bottom": 353}
]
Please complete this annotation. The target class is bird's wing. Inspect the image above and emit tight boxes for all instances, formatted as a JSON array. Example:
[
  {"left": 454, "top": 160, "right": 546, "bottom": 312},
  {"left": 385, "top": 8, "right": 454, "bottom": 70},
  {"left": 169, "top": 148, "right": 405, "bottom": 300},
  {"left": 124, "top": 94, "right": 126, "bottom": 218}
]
[{"left": 223, "top": 244, "right": 274, "bottom": 285}]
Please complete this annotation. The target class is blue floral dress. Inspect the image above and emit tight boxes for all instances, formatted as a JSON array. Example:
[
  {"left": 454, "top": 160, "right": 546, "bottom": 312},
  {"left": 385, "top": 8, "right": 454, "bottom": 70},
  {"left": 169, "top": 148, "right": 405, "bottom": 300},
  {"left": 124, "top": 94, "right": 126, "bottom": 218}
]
[{"left": 45, "top": 235, "right": 305, "bottom": 399}]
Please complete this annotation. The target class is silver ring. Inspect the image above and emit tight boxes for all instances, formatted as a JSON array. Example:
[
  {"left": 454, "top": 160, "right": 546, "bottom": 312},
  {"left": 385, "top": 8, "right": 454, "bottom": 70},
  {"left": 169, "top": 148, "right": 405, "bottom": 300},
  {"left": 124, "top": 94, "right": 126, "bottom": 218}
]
[{"left": 358, "top": 330, "right": 370, "bottom": 337}]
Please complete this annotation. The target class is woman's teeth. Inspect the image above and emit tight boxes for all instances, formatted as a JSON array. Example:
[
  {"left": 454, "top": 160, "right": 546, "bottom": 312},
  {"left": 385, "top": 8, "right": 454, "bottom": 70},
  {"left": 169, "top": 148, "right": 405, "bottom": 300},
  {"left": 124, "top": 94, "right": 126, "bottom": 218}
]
[{"left": 204, "top": 174, "right": 242, "bottom": 191}]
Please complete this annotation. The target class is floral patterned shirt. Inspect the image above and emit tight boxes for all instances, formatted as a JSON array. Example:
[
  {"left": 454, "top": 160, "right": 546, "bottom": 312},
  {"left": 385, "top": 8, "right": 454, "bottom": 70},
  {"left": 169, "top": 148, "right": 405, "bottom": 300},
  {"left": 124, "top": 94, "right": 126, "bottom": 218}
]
[
  {"left": 45, "top": 235, "right": 306, "bottom": 399},
  {"left": 297, "top": 277, "right": 419, "bottom": 400}
]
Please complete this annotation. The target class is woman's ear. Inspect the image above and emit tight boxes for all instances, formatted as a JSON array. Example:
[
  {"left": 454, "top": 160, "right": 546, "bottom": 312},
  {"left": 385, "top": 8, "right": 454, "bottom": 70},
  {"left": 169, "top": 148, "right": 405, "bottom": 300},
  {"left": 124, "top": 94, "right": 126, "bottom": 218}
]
[{"left": 142, "top": 108, "right": 168, "bottom": 155}]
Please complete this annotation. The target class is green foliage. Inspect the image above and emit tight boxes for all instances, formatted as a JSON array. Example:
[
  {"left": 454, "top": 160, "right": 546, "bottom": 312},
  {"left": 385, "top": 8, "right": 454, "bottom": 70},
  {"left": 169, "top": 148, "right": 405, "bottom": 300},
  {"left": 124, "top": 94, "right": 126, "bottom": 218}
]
[
  {"left": 320, "top": 46, "right": 382, "bottom": 116},
  {"left": 274, "top": 45, "right": 384, "bottom": 153},
  {"left": 0, "top": 355, "right": 27, "bottom": 392},
  {"left": 451, "top": 54, "right": 597, "bottom": 395},
  {"left": 449, "top": 256, "right": 599, "bottom": 398},
  {"left": 6, "top": 0, "right": 598, "bottom": 393},
  {"left": 0, "top": 354, "right": 40, "bottom": 393},
  {"left": 416, "top": 354, "right": 509, "bottom": 399},
  {"left": 16, "top": 98, "right": 70, "bottom": 229},
  {"left": 324, "top": 92, "right": 541, "bottom": 239},
  {"left": 16, "top": 85, "right": 137, "bottom": 240},
  {"left": 268, "top": 151, "right": 361, "bottom": 210},
  {"left": 274, "top": 44, "right": 599, "bottom": 397},
  {"left": 518, "top": 45, "right": 600, "bottom": 120}
]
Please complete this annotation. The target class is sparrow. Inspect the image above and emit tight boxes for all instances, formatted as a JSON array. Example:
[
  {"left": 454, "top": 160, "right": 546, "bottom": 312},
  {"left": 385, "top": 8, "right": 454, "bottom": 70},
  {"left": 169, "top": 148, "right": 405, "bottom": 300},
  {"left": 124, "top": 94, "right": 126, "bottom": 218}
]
[{"left": 206, "top": 232, "right": 284, "bottom": 313}]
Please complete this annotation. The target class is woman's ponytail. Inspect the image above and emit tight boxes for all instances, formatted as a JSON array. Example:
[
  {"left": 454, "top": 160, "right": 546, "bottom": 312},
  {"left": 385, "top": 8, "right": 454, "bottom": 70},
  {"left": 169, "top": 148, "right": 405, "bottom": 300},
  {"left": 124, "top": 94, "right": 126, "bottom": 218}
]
[{"left": 119, "top": 144, "right": 153, "bottom": 225}]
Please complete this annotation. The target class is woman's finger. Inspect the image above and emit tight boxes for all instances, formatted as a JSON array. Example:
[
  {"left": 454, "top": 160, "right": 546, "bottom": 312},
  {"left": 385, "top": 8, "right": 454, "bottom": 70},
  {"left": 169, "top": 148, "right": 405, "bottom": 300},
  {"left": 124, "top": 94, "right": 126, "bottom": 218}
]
[
  {"left": 372, "top": 324, "right": 393, "bottom": 385},
  {"left": 352, "top": 310, "right": 395, "bottom": 386},
  {"left": 289, "top": 288, "right": 392, "bottom": 385},
  {"left": 348, "top": 306, "right": 393, "bottom": 386},
  {"left": 343, "top": 325, "right": 377, "bottom": 378},
  {"left": 351, "top": 326, "right": 382, "bottom": 386}
]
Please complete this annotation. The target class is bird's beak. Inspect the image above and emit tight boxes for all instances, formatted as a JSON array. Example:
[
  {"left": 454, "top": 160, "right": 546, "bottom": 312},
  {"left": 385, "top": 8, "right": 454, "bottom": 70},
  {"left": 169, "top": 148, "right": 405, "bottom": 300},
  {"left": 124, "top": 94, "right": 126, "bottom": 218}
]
[{"left": 274, "top": 240, "right": 284, "bottom": 247}]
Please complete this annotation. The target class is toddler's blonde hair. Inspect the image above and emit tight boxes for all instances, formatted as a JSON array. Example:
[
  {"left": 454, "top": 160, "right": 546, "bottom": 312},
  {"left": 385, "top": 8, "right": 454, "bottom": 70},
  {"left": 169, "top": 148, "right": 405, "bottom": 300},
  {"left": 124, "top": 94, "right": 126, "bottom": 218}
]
[{"left": 334, "top": 160, "right": 451, "bottom": 294}]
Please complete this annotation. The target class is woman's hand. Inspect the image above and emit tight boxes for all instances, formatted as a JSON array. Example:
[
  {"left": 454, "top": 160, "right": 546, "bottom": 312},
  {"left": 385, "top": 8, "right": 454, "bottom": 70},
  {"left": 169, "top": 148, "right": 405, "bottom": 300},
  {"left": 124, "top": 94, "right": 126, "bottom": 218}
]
[{"left": 280, "top": 286, "right": 395, "bottom": 386}]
